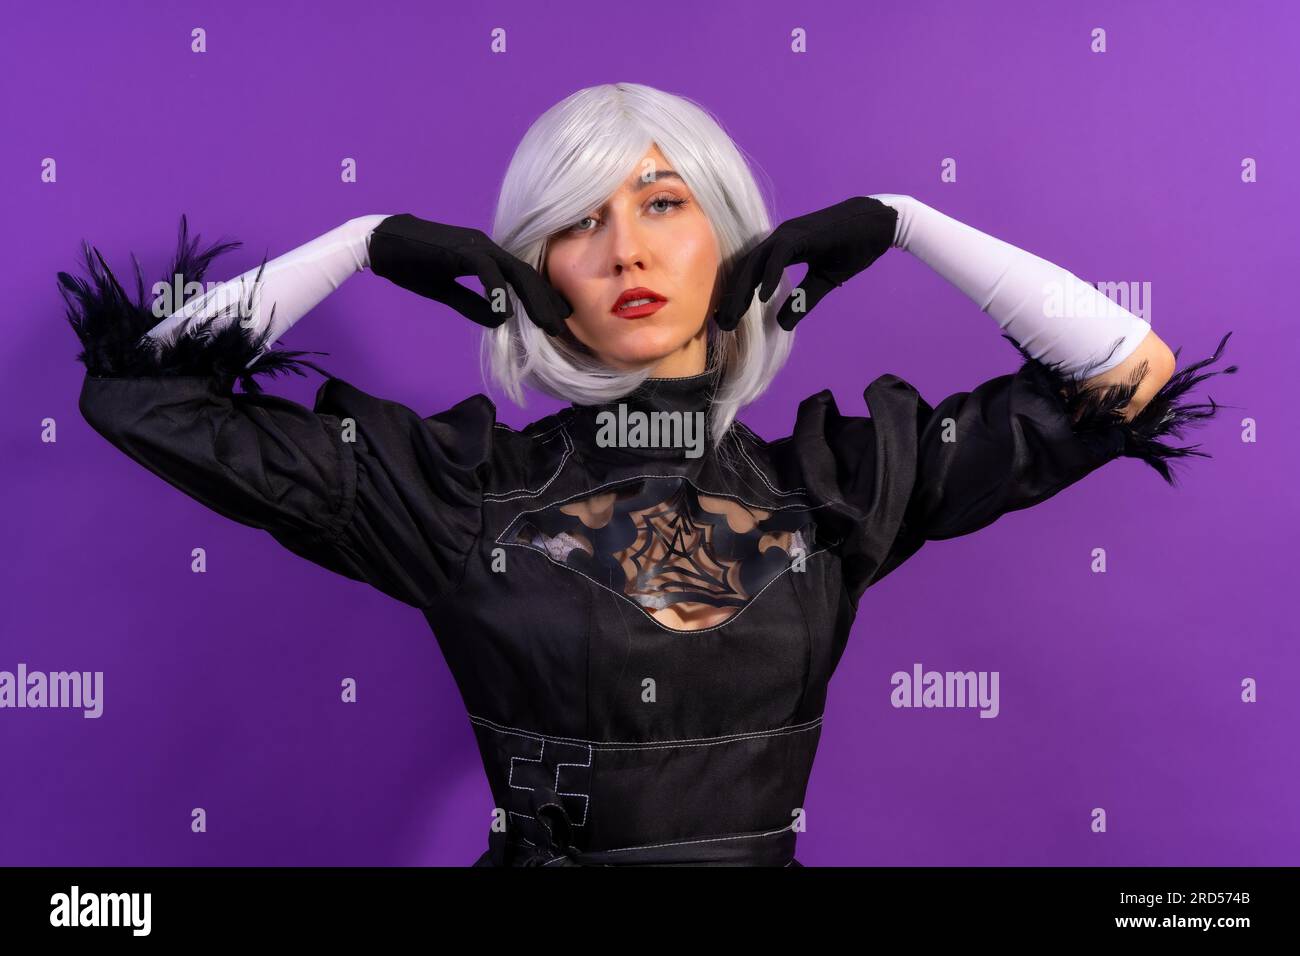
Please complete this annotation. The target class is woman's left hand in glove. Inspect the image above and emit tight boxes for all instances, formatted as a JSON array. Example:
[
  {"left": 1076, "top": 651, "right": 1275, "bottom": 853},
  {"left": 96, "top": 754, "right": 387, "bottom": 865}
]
[{"left": 713, "top": 195, "right": 898, "bottom": 331}]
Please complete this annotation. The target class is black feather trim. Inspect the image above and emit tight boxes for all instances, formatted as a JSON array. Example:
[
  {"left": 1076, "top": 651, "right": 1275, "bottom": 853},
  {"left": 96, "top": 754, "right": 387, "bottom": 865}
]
[
  {"left": 1005, "top": 330, "right": 1239, "bottom": 486},
  {"left": 57, "top": 214, "right": 333, "bottom": 395}
]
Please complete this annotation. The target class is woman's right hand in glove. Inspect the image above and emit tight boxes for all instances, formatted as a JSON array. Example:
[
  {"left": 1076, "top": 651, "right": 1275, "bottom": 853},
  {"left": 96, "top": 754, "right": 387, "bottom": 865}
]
[{"left": 368, "top": 213, "right": 572, "bottom": 335}]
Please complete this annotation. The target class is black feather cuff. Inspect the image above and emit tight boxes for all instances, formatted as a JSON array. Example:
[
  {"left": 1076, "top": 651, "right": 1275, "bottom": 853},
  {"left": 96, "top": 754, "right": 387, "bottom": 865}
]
[
  {"left": 1006, "top": 330, "right": 1239, "bottom": 486},
  {"left": 57, "top": 214, "right": 333, "bottom": 395}
]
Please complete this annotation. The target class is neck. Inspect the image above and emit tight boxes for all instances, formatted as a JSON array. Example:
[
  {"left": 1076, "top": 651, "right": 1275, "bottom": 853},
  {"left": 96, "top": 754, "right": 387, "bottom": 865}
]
[
  {"left": 566, "top": 362, "right": 724, "bottom": 463},
  {"left": 628, "top": 324, "right": 709, "bottom": 379}
]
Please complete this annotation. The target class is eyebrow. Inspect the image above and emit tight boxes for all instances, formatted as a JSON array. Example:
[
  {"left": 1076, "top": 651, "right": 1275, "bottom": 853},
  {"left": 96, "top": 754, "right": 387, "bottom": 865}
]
[
  {"left": 564, "top": 168, "right": 689, "bottom": 226},
  {"left": 623, "top": 168, "right": 686, "bottom": 191}
]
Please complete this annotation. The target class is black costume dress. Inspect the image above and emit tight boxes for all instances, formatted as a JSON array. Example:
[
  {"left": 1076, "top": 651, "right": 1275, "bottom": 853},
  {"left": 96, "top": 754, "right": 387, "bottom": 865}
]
[{"left": 59, "top": 224, "right": 1236, "bottom": 866}]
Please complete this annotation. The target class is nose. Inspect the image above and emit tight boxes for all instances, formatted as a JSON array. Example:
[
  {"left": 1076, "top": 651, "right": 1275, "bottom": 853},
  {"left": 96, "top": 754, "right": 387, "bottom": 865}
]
[{"left": 607, "top": 214, "right": 649, "bottom": 275}]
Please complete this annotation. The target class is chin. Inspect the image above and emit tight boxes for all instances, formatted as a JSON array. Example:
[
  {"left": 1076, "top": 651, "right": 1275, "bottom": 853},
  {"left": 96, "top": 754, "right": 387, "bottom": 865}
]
[
  {"left": 582, "top": 324, "right": 696, "bottom": 369},
  {"left": 601, "top": 349, "right": 678, "bottom": 371}
]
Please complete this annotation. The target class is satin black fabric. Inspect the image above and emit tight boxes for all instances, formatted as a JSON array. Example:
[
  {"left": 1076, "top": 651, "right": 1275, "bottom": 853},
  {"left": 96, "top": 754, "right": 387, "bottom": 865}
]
[{"left": 78, "top": 357, "right": 1133, "bottom": 865}]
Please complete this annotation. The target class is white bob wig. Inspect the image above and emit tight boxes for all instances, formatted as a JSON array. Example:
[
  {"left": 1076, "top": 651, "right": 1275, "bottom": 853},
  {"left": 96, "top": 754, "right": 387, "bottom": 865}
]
[{"left": 481, "top": 81, "right": 796, "bottom": 453}]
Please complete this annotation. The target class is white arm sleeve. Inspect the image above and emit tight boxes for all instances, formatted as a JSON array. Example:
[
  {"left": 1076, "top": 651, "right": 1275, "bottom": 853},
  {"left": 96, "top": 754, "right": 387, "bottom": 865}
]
[
  {"left": 145, "top": 214, "right": 392, "bottom": 364},
  {"left": 867, "top": 194, "right": 1151, "bottom": 379}
]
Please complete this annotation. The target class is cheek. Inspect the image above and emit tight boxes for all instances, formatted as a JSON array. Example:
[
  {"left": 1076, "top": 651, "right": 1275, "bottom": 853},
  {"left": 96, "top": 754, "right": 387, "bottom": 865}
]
[
  {"left": 546, "top": 252, "right": 589, "bottom": 307},
  {"left": 671, "top": 229, "right": 720, "bottom": 292}
]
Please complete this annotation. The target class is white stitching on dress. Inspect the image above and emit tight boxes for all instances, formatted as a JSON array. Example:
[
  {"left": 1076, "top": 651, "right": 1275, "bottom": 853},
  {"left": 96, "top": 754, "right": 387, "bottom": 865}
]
[
  {"left": 505, "top": 737, "right": 592, "bottom": 827},
  {"left": 592, "top": 816, "right": 795, "bottom": 858},
  {"left": 737, "top": 421, "right": 794, "bottom": 447},
  {"left": 733, "top": 427, "right": 808, "bottom": 496},
  {"left": 483, "top": 426, "right": 573, "bottom": 500},
  {"left": 488, "top": 411, "right": 815, "bottom": 507},
  {"left": 492, "top": 407, "right": 576, "bottom": 439},
  {"left": 495, "top": 469, "right": 814, "bottom": 519},
  {"left": 554, "top": 748, "right": 592, "bottom": 826},
  {"left": 491, "top": 540, "right": 830, "bottom": 635},
  {"left": 531, "top": 819, "right": 799, "bottom": 863},
  {"left": 469, "top": 713, "right": 824, "bottom": 749},
  {"left": 519, "top": 406, "right": 579, "bottom": 441}
]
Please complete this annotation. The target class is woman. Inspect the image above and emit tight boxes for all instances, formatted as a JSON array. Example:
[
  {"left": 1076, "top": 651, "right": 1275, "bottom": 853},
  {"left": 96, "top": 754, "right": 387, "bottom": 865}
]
[{"left": 60, "top": 82, "right": 1235, "bottom": 866}]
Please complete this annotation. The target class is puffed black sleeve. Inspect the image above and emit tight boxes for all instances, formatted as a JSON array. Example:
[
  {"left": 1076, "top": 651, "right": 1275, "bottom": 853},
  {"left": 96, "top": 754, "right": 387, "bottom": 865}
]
[
  {"left": 60, "top": 218, "right": 493, "bottom": 610},
  {"left": 791, "top": 332, "right": 1238, "bottom": 606}
]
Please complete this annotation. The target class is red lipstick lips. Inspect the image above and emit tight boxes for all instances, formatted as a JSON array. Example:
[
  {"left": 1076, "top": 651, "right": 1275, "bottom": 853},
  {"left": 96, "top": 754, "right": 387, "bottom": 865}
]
[{"left": 611, "top": 287, "right": 668, "bottom": 318}]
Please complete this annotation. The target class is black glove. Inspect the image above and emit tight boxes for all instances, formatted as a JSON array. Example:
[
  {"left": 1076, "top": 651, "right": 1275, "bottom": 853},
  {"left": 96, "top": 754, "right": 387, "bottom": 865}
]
[
  {"left": 368, "top": 214, "right": 572, "bottom": 335},
  {"left": 714, "top": 196, "right": 898, "bottom": 332}
]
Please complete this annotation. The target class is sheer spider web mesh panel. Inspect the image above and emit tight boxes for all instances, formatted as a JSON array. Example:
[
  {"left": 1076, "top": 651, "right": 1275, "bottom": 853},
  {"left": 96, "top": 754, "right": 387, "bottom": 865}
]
[{"left": 502, "top": 476, "right": 816, "bottom": 630}]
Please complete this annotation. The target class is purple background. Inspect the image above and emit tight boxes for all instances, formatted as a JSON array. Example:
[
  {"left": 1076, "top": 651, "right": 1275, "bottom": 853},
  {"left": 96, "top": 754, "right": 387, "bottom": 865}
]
[{"left": 2, "top": 0, "right": 1293, "bottom": 866}]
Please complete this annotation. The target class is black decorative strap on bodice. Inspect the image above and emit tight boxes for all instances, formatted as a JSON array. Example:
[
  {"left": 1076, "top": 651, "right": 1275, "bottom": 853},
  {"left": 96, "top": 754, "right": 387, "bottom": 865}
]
[{"left": 500, "top": 476, "right": 816, "bottom": 625}]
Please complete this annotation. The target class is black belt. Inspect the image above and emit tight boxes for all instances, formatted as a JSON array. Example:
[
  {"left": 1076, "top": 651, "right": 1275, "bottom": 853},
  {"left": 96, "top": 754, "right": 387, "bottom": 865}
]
[{"left": 474, "top": 801, "right": 801, "bottom": 867}]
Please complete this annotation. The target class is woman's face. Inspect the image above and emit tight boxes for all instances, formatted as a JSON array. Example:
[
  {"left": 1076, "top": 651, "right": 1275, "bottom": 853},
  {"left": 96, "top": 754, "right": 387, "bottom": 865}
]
[{"left": 543, "top": 144, "right": 722, "bottom": 376}]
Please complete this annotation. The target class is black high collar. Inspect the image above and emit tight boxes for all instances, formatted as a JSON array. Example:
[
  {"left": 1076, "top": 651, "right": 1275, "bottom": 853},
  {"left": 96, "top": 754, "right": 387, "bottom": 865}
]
[{"left": 566, "top": 365, "right": 723, "bottom": 462}]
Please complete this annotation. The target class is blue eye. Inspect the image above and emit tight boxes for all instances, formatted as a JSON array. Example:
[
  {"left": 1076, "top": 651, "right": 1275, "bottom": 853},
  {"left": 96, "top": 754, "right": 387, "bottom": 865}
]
[
  {"left": 566, "top": 195, "right": 690, "bottom": 234},
  {"left": 650, "top": 197, "right": 689, "bottom": 214}
]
